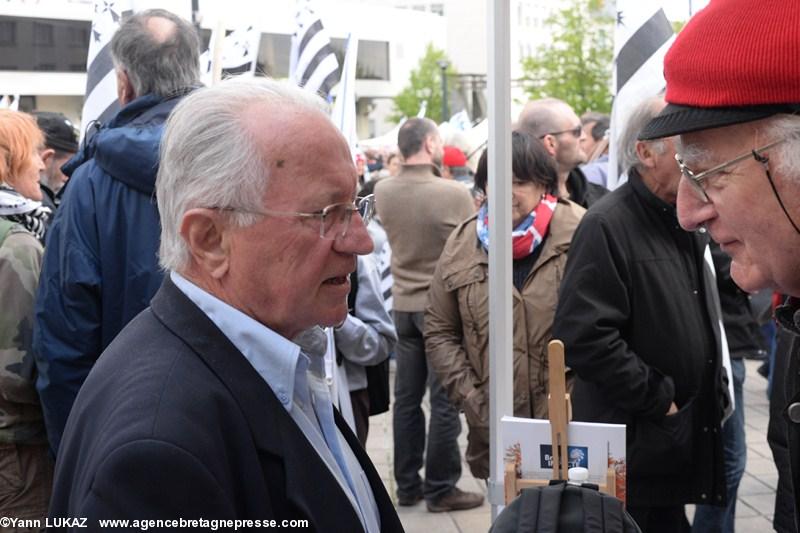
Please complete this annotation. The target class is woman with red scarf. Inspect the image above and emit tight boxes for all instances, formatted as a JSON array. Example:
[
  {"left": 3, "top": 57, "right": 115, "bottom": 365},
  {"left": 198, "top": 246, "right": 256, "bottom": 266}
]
[{"left": 424, "top": 130, "right": 585, "bottom": 479}]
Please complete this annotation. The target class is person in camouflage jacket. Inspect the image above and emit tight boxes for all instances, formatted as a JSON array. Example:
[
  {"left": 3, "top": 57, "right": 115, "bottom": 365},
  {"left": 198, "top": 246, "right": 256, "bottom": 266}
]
[{"left": 0, "top": 109, "right": 52, "bottom": 523}]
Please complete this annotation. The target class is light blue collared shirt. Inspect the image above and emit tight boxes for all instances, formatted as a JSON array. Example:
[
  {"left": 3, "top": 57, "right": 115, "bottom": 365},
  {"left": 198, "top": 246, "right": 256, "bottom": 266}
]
[{"left": 171, "top": 272, "right": 380, "bottom": 532}]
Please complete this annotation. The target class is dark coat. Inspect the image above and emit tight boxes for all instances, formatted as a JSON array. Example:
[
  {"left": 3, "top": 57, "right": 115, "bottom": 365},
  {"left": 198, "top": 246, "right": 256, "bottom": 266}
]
[
  {"left": 552, "top": 168, "right": 726, "bottom": 507},
  {"left": 776, "top": 298, "right": 800, "bottom": 532},
  {"left": 49, "top": 277, "right": 404, "bottom": 533},
  {"left": 33, "top": 94, "right": 187, "bottom": 455},
  {"left": 566, "top": 167, "right": 607, "bottom": 209},
  {"left": 768, "top": 316, "right": 797, "bottom": 533}
]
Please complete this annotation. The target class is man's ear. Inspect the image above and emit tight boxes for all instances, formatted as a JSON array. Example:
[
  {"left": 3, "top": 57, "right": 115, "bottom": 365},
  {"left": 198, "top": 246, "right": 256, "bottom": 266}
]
[
  {"left": 541, "top": 134, "right": 559, "bottom": 157},
  {"left": 179, "top": 208, "right": 231, "bottom": 279},
  {"left": 40, "top": 148, "right": 56, "bottom": 167},
  {"left": 635, "top": 140, "right": 657, "bottom": 170},
  {"left": 116, "top": 69, "right": 136, "bottom": 106},
  {"left": 424, "top": 134, "right": 436, "bottom": 156}
]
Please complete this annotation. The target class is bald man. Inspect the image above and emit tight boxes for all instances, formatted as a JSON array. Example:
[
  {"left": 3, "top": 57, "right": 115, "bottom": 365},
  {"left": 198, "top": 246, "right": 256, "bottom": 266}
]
[{"left": 518, "top": 98, "right": 607, "bottom": 208}]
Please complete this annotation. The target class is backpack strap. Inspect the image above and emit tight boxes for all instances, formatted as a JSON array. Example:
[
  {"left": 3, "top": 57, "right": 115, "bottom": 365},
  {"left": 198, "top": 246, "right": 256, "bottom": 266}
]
[
  {"left": 581, "top": 486, "right": 625, "bottom": 533},
  {"left": 514, "top": 488, "right": 542, "bottom": 532},
  {"left": 535, "top": 483, "right": 566, "bottom": 533},
  {"left": 0, "top": 218, "right": 17, "bottom": 247}
]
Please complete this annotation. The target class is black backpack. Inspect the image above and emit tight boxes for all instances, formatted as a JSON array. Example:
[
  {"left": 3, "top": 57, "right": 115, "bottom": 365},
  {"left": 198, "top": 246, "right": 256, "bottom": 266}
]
[
  {"left": 490, "top": 481, "right": 642, "bottom": 533},
  {"left": 336, "top": 263, "right": 391, "bottom": 416}
]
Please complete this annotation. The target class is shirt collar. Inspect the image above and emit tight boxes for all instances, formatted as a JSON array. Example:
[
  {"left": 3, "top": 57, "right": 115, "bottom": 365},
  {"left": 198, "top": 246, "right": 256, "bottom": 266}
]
[{"left": 170, "top": 271, "right": 302, "bottom": 410}]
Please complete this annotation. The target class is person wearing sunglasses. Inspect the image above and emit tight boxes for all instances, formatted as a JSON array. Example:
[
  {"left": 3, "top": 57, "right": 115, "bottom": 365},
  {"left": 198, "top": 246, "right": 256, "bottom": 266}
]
[
  {"left": 48, "top": 77, "right": 404, "bottom": 532},
  {"left": 637, "top": 2, "right": 800, "bottom": 531},
  {"left": 517, "top": 98, "right": 608, "bottom": 209}
]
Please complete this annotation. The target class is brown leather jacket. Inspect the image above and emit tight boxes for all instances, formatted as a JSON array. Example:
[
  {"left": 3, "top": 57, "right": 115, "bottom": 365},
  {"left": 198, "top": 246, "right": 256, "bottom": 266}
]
[{"left": 424, "top": 198, "right": 584, "bottom": 479}]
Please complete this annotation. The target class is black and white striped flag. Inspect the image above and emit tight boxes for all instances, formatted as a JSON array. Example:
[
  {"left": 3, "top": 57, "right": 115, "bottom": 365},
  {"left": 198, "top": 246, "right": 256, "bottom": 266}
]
[
  {"left": 376, "top": 240, "right": 393, "bottom": 315},
  {"left": 81, "top": 0, "right": 133, "bottom": 142},
  {"left": 607, "top": 2, "right": 674, "bottom": 189},
  {"left": 200, "top": 26, "right": 262, "bottom": 86},
  {"left": 289, "top": 0, "right": 340, "bottom": 101},
  {"left": 0, "top": 95, "right": 19, "bottom": 110}
]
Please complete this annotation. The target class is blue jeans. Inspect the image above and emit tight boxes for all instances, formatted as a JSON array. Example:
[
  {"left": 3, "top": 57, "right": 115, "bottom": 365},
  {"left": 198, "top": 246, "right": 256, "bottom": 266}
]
[
  {"left": 392, "top": 311, "right": 461, "bottom": 501},
  {"left": 692, "top": 357, "right": 747, "bottom": 533}
]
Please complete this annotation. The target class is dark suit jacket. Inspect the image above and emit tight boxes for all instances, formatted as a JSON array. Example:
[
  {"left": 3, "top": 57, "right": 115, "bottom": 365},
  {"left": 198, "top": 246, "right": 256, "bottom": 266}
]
[{"left": 49, "top": 277, "right": 404, "bottom": 533}]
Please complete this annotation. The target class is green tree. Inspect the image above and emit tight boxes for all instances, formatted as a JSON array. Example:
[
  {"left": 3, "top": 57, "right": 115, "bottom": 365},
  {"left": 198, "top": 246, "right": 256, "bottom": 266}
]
[
  {"left": 520, "top": 0, "right": 614, "bottom": 115},
  {"left": 391, "top": 43, "right": 457, "bottom": 124}
]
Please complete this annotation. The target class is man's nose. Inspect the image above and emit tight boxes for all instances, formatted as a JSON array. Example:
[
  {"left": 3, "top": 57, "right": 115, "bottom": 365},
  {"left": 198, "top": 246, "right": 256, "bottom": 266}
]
[
  {"left": 676, "top": 177, "right": 716, "bottom": 231},
  {"left": 337, "top": 213, "right": 375, "bottom": 255}
]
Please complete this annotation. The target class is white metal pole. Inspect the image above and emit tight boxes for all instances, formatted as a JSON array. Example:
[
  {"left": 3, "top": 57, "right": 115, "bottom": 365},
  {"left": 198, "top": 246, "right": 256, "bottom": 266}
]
[{"left": 486, "top": 0, "right": 513, "bottom": 522}]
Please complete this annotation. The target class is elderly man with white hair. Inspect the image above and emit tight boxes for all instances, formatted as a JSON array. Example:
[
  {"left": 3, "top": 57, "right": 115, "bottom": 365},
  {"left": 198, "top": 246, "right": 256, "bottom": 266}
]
[
  {"left": 48, "top": 77, "right": 404, "bottom": 532},
  {"left": 638, "top": 1, "right": 800, "bottom": 531}
]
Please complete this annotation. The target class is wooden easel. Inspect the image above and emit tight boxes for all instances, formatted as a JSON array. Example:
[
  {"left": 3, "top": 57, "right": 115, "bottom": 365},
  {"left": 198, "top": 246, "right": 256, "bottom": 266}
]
[{"left": 504, "top": 340, "right": 616, "bottom": 504}]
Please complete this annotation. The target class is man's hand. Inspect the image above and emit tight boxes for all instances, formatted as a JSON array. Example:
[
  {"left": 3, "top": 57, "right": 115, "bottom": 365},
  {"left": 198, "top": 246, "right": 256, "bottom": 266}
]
[{"left": 666, "top": 402, "right": 679, "bottom": 415}]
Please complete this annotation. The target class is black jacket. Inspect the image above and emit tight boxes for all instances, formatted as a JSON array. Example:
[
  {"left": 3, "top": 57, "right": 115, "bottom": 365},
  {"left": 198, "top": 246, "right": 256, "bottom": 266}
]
[
  {"left": 776, "top": 298, "right": 800, "bottom": 532},
  {"left": 710, "top": 242, "right": 763, "bottom": 358},
  {"left": 553, "top": 168, "right": 726, "bottom": 507},
  {"left": 768, "top": 315, "right": 797, "bottom": 533},
  {"left": 50, "top": 277, "right": 404, "bottom": 533},
  {"left": 566, "top": 167, "right": 608, "bottom": 209}
]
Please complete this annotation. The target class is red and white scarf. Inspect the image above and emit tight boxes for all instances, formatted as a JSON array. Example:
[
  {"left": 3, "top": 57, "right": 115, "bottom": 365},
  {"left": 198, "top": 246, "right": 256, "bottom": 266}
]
[{"left": 476, "top": 194, "right": 558, "bottom": 259}]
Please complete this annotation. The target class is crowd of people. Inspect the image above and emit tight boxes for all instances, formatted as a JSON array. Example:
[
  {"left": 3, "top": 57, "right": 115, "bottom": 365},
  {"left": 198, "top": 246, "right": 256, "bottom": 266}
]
[{"left": 1, "top": 1, "right": 800, "bottom": 532}]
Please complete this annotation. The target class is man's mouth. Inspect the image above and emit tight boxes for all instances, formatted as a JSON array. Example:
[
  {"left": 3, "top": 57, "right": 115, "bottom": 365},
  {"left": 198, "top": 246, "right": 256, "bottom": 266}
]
[{"left": 323, "top": 275, "right": 349, "bottom": 286}]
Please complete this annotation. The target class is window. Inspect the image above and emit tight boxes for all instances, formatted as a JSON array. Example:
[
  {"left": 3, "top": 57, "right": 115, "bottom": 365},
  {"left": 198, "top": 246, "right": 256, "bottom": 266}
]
[
  {"left": 330, "top": 38, "right": 390, "bottom": 81},
  {"left": 33, "top": 22, "right": 54, "bottom": 46},
  {"left": 0, "top": 16, "right": 90, "bottom": 72},
  {"left": 0, "top": 21, "right": 16, "bottom": 46},
  {"left": 68, "top": 26, "right": 88, "bottom": 47}
]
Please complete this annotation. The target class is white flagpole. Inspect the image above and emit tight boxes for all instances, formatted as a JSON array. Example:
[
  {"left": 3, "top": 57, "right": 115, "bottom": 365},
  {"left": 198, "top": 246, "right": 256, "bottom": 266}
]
[
  {"left": 487, "top": 0, "right": 513, "bottom": 521},
  {"left": 211, "top": 19, "right": 224, "bottom": 85},
  {"left": 331, "top": 33, "right": 359, "bottom": 158}
]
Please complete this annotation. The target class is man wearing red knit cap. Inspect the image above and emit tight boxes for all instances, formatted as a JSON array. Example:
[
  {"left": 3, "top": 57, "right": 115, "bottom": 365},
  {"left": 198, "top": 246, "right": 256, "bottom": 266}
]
[{"left": 640, "top": 1, "right": 800, "bottom": 531}]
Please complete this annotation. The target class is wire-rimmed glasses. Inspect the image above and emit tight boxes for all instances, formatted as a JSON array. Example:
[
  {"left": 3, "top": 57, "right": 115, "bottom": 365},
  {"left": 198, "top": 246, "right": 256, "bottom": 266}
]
[
  {"left": 675, "top": 138, "right": 786, "bottom": 203},
  {"left": 213, "top": 194, "right": 375, "bottom": 240}
]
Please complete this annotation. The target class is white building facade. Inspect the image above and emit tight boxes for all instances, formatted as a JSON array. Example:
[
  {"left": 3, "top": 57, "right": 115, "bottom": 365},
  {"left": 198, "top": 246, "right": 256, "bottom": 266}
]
[{"left": 0, "top": 0, "right": 446, "bottom": 138}]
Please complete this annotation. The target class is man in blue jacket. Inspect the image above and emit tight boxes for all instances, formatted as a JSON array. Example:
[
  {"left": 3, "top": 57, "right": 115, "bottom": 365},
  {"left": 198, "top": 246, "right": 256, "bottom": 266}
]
[{"left": 33, "top": 8, "right": 200, "bottom": 454}]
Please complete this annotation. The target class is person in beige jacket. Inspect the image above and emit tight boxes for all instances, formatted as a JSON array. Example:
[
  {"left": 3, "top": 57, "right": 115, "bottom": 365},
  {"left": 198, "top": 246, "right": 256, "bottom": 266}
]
[{"left": 424, "top": 131, "right": 584, "bottom": 479}]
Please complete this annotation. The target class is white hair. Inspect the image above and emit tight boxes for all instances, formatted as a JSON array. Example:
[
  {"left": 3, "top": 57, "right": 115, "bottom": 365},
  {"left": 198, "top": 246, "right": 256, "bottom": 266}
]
[
  {"left": 676, "top": 114, "right": 800, "bottom": 176},
  {"left": 763, "top": 114, "right": 800, "bottom": 179},
  {"left": 157, "top": 76, "right": 328, "bottom": 271},
  {"left": 616, "top": 97, "right": 668, "bottom": 173}
]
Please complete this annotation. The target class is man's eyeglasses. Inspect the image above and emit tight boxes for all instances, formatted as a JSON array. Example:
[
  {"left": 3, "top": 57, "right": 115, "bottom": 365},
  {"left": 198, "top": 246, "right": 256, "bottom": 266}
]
[
  {"left": 540, "top": 124, "right": 582, "bottom": 139},
  {"left": 675, "top": 138, "right": 786, "bottom": 203},
  {"left": 676, "top": 137, "right": 800, "bottom": 235},
  {"left": 212, "top": 194, "right": 375, "bottom": 240}
]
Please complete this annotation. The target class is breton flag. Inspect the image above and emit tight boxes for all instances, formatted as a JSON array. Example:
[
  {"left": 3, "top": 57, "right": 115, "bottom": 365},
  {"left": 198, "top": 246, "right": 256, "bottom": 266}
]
[
  {"left": 289, "top": 0, "right": 340, "bottom": 101},
  {"left": 0, "top": 95, "right": 20, "bottom": 110},
  {"left": 80, "top": 0, "right": 133, "bottom": 142},
  {"left": 606, "top": 2, "right": 674, "bottom": 189},
  {"left": 200, "top": 26, "right": 262, "bottom": 86}
]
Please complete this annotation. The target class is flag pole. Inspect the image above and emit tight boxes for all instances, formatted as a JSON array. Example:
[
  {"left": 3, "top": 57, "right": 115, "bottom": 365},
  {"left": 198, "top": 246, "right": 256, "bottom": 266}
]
[
  {"left": 210, "top": 19, "right": 224, "bottom": 85},
  {"left": 487, "top": 0, "right": 513, "bottom": 521}
]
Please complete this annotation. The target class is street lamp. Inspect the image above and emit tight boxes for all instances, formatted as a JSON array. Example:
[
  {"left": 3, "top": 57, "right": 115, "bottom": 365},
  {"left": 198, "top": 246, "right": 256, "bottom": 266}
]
[{"left": 436, "top": 59, "right": 449, "bottom": 122}]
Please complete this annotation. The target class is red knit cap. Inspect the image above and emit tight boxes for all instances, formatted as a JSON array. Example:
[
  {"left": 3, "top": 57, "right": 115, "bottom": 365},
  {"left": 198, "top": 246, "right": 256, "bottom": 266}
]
[{"left": 639, "top": 0, "right": 800, "bottom": 140}]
